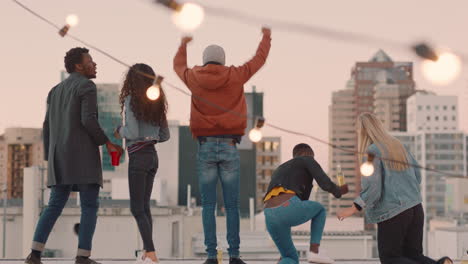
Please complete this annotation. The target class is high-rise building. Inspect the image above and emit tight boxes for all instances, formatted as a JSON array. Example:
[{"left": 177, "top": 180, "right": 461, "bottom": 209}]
[
  {"left": 0, "top": 128, "right": 44, "bottom": 198},
  {"left": 392, "top": 131, "right": 465, "bottom": 219},
  {"left": 96, "top": 83, "right": 125, "bottom": 172},
  {"left": 255, "top": 137, "right": 281, "bottom": 211},
  {"left": 391, "top": 91, "right": 463, "bottom": 219},
  {"left": 325, "top": 50, "right": 416, "bottom": 214},
  {"left": 406, "top": 91, "right": 458, "bottom": 132},
  {"left": 96, "top": 83, "right": 125, "bottom": 198}
]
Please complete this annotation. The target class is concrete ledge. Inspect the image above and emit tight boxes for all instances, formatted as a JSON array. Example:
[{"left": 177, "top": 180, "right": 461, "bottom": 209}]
[{"left": 0, "top": 259, "right": 462, "bottom": 264}]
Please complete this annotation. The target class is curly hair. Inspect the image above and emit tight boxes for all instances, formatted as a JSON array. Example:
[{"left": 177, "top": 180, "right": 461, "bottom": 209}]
[
  {"left": 119, "top": 63, "right": 168, "bottom": 127},
  {"left": 64, "top": 47, "right": 89, "bottom": 73}
]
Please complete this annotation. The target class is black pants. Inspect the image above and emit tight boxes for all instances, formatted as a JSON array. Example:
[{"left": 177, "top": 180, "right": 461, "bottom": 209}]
[
  {"left": 377, "top": 204, "right": 437, "bottom": 264},
  {"left": 128, "top": 145, "right": 158, "bottom": 252}
]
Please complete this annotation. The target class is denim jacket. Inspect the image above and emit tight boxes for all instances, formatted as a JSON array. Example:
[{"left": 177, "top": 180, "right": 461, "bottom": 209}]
[
  {"left": 118, "top": 96, "right": 170, "bottom": 147},
  {"left": 354, "top": 143, "right": 422, "bottom": 224}
]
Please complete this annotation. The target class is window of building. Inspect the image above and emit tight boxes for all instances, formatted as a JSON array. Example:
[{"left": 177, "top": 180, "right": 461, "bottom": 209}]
[
  {"left": 443, "top": 106, "right": 447, "bottom": 110},
  {"left": 272, "top": 156, "right": 279, "bottom": 165},
  {"left": 435, "top": 116, "right": 439, "bottom": 121},
  {"left": 427, "top": 116, "right": 431, "bottom": 121},
  {"left": 452, "top": 105, "right": 456, "bottom": 110},
  {"left": 264, "top": 141, "right": 272, "bottom": 151},
  {"left": 272, "top": 142, "right": 280, "bottom": 151},
  {"left": 426, "top": 105, "right": 430, "bottom": 110},
  {"left": 257, "top": 156, "right": 264, "bottom": 164},
  {"left": 443, "top": 116, "right": 447, "bottom": 121},
  {"left": 435, "top": 105, "right": 439, "bottom": 110},
  {"left": 452, "top": 116, "right": 456, "bottom": 121}
]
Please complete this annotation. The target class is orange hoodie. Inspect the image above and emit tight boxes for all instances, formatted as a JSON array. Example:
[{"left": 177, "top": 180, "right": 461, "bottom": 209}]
[{"left": 173, "top": 34, "right": 271, "bottom": 138}]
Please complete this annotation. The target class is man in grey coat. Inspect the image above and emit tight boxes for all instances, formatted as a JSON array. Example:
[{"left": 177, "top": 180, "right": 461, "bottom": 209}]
[{"left": 25, "top": 47, "right": 123, "bottom": 264}]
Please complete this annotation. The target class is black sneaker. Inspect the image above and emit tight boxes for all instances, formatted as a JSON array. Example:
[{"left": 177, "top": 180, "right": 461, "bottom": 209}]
[
  {"left": 75, "top": 256, "right": 101, "bottom": 264},
  {"left": 24, "top": 254, "right": 42, "bottom": 264},
  {"left": 229, "top": 257, "right": 247, "bottom": 264},
  {"left": 203, "top": 259, "right": 218, "bottom": 264}
]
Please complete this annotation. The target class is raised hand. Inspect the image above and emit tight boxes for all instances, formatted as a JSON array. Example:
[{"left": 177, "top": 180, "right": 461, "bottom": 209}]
[
  {"left": 181, "top": 36, "right": 193, "bottom": 45},
  {"left": 261, "top": 27, "right": 271, "bottom": 36}
]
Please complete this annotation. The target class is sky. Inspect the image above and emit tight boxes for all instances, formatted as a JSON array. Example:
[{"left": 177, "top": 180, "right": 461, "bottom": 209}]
[{"left": 1, "top": 0, "right": 468, "bottom": 169}]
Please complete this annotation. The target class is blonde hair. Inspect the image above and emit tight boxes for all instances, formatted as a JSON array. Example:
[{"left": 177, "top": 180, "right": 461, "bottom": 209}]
[{"left": 357, "top": 112, "right": 409, "bottom": 171}]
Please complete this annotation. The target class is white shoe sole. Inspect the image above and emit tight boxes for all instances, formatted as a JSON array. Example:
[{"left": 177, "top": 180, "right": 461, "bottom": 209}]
[{"left": 308, "top": 259, "right": 335, "bottom": 264}]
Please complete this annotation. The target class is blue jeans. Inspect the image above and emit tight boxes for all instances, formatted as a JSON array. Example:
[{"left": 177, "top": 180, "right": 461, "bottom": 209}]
[
  {"left": 264, "top": 196, "right": 326, "bottom": 264},
  {"left": 197, "top": 139, "right": 240, "bottom": 259},
  {"left": 32, "top": 185, "right": 100, "bottom": 257}
]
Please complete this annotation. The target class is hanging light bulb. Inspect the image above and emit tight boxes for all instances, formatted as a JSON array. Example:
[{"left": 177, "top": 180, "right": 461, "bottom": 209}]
[
  {"left": 66, "top": 14, "right": 79, "bottom": 27},
  {"left": 146, "top": 76, "right": 163, "bottom": 101},
  {"left": 249, "top": 128, "right": 263, "bottom": 143},
  {"left": 249, "top": 117, "right": 265, "bottom": 143},
  {"left": 172, "top": 3, "right": 204, "bottom": 32},
  {"left": 360, "top": 153, "right": 375, "bottom": 177},
  {"left": 59, "top": 14, "right": 79, "bottom": 37},
  {"left": 421, "top": 51, "right": 461, "bottom": 85},
  {"left": 156, "top": 0, "right": 205, "bottom": 32},
  {"left": 413, "top": 43, "right": 462, "bottom": 85}
]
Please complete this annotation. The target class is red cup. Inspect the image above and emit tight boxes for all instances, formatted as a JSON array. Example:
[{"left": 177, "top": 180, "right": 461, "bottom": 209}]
[{"left": 110, "top": 151, "right": 121, "bottom": 166}]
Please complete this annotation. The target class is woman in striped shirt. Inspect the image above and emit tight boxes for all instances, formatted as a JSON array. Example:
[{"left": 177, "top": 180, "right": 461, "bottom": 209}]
[{"left": 114, "top": 63, "right": 170, "bottom": 264}]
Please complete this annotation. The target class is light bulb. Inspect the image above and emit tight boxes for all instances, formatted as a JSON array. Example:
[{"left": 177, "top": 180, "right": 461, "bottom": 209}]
[
  {"left": 66, "top": 14, "right": 79, "bottom": 27},
  {"left": 249, "top": 128, "right": 263, "bottom": 143},
  {"left": 421, "top": 51, "right": 461, "bottom": 85},
  {"left": 172, "top": 3, "right": 205, "bottom": 32},
  {"left": 360, "top": 162, "right": 375, "bottom": 177},
  {"left": 146, "top": 85, "right": 161, "bottom": 101}
]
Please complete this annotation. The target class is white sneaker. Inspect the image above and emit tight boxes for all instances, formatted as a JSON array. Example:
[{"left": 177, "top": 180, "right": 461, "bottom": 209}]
[
  {"left": 142, "top": 257, "right": 159, "bottom": 264},
  {"left": 133, "top": 256, "right": 144, "bottom": 264},
  {"left": 307, "top": 251, "right": 334, "bottom": 264}
]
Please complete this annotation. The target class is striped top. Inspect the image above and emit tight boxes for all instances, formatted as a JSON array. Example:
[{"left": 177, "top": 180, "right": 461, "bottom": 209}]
[{"left": 127, "top": 140, "right": 157, "bottom": 154}]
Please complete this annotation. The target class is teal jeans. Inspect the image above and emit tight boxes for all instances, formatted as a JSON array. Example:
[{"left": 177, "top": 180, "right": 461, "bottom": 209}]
[{"left": 264, "top": 196, "right": 326, "bottom": 264}]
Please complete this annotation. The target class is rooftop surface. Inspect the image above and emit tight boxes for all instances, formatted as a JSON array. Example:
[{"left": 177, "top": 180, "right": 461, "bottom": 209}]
[{"left": 0, "top": 259, "right": 464, "bottom": 264}]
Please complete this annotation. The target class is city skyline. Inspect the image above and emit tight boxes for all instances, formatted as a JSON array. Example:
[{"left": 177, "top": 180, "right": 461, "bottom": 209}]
[
  {"left": 2, "top": 0, "right": 468, "bottom": 170},
  {"left": 2, "top": 1, "right": 468, "bottom": 262}
]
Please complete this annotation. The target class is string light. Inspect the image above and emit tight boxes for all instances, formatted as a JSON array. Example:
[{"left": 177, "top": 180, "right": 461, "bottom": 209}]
[
  {"left": 156, "top": 0, "right": 205, "bottom": 32},
  {"left": 10, "top": 0, "right": 468, "bottom": 180},
  {"left": 421, "top": 51, "right": 462, "bottom": 85},
  {"left": 360, "top": 153, "right": 375, "bottom": 177},
  {"left": 66, "top": 14, "right": 79, "bottom": 27},
  {"left": 413, "top": 43, "right": 438, "bottom": 61},
  {"left": 413, "top": 43, "right": 463, "bottom": 85},
  {"left": 249, "top": 117, "right": 265, "bottom": 143},
  {"left": 59, "top": 14, "right": 79, "bottom": 37},
  {"left": 147, "top": 76, "right": 163, "bottom": 100}
]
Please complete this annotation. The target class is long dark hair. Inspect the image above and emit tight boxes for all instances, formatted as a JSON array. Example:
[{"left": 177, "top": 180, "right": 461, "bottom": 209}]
[{"left": 119, "top": 63, "right": 168, "bottom": 127}]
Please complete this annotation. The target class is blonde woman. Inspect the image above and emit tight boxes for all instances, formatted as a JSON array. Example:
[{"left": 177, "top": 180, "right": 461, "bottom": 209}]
[{"left": 337, "top": 113, "right": 452, "bottom": 264}]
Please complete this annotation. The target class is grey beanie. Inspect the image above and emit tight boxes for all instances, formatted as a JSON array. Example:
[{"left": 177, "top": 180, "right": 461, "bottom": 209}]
[{"left": 203, "top": 45, "right": 225, "bottom": 66}]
